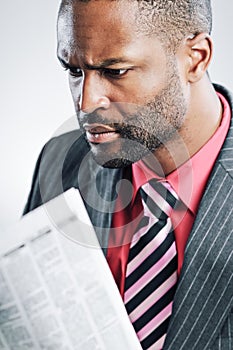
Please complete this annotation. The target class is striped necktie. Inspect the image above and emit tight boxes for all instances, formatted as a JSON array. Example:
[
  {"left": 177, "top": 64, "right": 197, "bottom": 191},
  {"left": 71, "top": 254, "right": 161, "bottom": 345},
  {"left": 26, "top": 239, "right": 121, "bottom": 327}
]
[{"left": 124, "top": 180, "right": 178, "bottom": 349}]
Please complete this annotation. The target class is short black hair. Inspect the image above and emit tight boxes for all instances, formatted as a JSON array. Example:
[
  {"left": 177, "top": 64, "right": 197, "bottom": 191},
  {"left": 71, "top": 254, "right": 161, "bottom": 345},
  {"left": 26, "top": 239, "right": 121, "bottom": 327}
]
[
  {"left": 135, "top": 0, "right": 212, "bottom": 50},
  {"left": 58, "top": 0, "right": 212, "bottom": 50}
]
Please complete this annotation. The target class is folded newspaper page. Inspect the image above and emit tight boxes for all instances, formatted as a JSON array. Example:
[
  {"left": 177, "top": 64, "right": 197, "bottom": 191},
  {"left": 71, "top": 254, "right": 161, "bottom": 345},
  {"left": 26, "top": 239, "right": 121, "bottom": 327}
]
[{"left": 0, "top": 188, "right": 142, "bottom": 350}]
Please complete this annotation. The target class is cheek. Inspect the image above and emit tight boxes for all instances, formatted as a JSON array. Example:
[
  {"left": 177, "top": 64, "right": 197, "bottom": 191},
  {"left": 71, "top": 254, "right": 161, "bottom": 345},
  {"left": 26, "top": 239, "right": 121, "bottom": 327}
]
[
  {"left": 113, "top": 75, "right": 167, "bottom": 108},
  {"left": 131, "top": 68, "right": 168, "bottom": 106},
  {"left": 69, "top": 78, "right": 82, "bottom": 108}
]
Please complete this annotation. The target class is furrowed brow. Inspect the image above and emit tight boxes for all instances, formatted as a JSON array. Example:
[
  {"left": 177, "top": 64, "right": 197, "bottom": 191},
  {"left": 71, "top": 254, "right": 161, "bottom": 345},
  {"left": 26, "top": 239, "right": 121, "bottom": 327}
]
[
  {"left": 85, "top": 58, "right": 131, "bottom": 69},
  {"left": 58, "top": 56, "right": 131, "bottom": 70},
  {"left": 57, "top": 57, "right": 74, "bottom": 69}
]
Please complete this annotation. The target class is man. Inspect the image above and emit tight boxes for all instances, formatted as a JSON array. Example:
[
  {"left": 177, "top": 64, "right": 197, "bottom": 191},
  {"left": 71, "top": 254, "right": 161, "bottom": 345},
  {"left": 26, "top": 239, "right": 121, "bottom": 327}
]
[{"left": 24, "top": 0, "right": 233, "bottom": 349}]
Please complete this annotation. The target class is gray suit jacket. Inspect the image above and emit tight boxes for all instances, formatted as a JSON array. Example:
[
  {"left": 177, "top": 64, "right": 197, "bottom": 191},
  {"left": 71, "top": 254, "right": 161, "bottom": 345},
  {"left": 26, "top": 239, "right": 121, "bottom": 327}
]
[{"left": 24, "top": 84, "right": 233, "bottom": 349}]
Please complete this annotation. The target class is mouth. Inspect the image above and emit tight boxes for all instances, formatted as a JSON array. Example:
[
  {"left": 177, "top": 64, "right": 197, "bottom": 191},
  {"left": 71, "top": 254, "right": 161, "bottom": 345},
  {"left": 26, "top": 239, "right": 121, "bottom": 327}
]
[{"left": 83, "top": 123, "right": 120, "bottom": 144}]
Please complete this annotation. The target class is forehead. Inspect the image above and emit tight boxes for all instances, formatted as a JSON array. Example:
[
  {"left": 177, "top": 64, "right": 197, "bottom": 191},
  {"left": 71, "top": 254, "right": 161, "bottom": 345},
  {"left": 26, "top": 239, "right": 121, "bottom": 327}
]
[
  {"left": 58, "top": 1, "right": 139, "bottom": 38},
  {"left": 57, "top": 0, "right": 152, "bottom": 63}
]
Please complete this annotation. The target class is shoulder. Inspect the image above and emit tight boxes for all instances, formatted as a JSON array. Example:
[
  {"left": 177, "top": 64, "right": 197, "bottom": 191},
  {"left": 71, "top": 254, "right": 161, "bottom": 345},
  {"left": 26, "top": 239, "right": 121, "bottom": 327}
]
[
  {"left": 43, "top": 129, "right": 89, "bottom": 159},
  {"left": 214, "top": 83, "right": 233, "bottom": 109},
  {"left": 24, "top": 129, "right": 90, "bottom": 214},
  {"left": 37, "top": 129, "right": 91, "bottom": 191}
]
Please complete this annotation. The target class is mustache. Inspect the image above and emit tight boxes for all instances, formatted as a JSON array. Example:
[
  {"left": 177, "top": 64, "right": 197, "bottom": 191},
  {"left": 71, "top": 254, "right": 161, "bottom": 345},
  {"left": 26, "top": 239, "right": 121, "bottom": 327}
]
[
  {"left": 78, "top": 111, "right": 157, "bottom": 141},
  {"left": 78, "top": 111, "right": 126, "bottom": 129}
]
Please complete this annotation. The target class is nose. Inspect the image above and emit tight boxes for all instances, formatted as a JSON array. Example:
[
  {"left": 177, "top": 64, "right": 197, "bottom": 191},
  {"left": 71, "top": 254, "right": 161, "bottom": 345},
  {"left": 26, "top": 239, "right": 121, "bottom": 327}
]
[{"left": 78, "top": 72, "right": 110, "bottom": 113}]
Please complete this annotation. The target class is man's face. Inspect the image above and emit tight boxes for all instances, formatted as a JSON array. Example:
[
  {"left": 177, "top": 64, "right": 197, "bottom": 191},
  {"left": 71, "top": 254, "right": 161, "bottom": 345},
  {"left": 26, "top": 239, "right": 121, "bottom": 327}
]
[{"left": 57, "top": 0, "right": 188, "bottom": 168}]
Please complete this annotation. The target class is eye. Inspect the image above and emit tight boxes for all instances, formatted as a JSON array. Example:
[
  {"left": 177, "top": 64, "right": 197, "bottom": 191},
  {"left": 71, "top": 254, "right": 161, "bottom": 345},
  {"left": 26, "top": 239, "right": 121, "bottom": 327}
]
[
  {"left": 67, "top": 67, "right": 83, "bottom": 78},
  {"left": 102, "top": 68, "right": 128, "bottom": 78},
  {"left": 59, "top": 58, "right": 83, "bottom": 78},
  {"left": 62, "top": 65, "right": 83, "bottom": 78}
]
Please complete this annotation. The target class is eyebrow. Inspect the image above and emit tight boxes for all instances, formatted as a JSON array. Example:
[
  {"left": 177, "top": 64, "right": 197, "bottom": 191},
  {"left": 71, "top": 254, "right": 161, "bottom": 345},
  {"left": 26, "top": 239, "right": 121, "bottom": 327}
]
[{"left": 57, "top": 56, "right": 131, "bottom": 70}]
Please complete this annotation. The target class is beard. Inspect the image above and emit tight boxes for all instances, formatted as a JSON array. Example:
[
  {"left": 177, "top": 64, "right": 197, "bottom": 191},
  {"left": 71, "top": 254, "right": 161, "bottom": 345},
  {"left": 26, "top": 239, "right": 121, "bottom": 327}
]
[{"left": 78, "top": 63, "right": 188, "bottom": 168}]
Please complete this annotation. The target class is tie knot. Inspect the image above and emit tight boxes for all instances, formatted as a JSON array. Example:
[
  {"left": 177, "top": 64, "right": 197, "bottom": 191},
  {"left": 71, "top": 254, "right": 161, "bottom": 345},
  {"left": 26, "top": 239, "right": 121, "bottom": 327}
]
[{"left": 140, "top": 179, "right": 179, "bottom": 220}]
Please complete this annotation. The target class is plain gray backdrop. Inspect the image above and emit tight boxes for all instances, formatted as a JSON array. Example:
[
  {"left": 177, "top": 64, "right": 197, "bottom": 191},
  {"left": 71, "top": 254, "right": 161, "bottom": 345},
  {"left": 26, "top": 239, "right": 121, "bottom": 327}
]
[{"left": 0, "top": 0, "right": 232, "bottom": 232}]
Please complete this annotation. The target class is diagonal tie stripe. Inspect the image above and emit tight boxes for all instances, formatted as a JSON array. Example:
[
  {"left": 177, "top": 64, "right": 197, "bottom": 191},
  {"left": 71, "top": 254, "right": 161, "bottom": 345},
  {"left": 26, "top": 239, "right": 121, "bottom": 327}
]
[
  {"left": 149, "top": 180, "right": 178, "bottom": 209},
  {"left": 125, "top": 255, "right": 177, "bottom": 313},
  {"left": 140, "top": 188, "right": 168, "bottom": 221},
  {"left": 127, "top": 272, "right": 177, "bottom": 324},
  {"left": 125, "top": 228, "right": 176, "bottom": 291},
  {"left": 124, "top": 180, "right": 178, "bottom": 349},
  {"left": 127, "top": 219, "right": 169, "bottom": 264},
  {"left": 133, "top": 284, "right": 177, "bottom": 332},
  {"left": 141, "top": 314, "right": 172, "bottom": 349}
]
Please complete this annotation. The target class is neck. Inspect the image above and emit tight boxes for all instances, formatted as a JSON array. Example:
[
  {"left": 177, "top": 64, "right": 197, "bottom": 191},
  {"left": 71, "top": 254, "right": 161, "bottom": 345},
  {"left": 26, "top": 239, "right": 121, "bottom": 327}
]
[{"left": 143, "top": 76, "right": 223, "bottom": 176}]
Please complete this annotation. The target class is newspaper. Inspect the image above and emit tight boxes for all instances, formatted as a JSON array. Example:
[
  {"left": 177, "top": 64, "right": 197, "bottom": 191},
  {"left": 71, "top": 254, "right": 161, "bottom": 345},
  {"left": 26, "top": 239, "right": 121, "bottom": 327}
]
[{"left": 0, "top": 189, "right": 142, "bottom": 350}]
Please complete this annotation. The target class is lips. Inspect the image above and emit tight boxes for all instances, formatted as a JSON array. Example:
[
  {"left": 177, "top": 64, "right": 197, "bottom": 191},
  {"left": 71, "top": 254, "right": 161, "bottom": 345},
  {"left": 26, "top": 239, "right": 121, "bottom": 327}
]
[{"left": 83, "top": 123, "right": 120, "bottom": 144}]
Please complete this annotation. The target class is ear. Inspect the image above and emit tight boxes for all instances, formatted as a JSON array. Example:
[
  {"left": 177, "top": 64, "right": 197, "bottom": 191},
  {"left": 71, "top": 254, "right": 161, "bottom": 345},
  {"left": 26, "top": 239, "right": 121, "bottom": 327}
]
[{"left": 186, "top": 33, "right": 213, "bottom": 83}]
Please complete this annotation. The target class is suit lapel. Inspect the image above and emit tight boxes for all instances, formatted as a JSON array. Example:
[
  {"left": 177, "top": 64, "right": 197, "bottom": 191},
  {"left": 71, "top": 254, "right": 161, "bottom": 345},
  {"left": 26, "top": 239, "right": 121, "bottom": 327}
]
[
  {"left": 164, "top": 166, "right": 233, "bottom": 350},
  {"left": 164, "top": 94, "right": 233, "bottom": 350}
]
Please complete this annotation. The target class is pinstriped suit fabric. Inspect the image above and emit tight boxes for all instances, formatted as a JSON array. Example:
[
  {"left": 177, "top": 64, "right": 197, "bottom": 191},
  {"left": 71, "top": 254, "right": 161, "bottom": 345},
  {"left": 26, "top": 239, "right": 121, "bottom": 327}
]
[
  {"left": 212, "top": 313, "right": 233, "bottom": 350},
  {"left": 164, "top": 119, "right": 233, "bottom": 349},
  {"left": 211, "top": 124, "right": 233, "bottom": 350}
]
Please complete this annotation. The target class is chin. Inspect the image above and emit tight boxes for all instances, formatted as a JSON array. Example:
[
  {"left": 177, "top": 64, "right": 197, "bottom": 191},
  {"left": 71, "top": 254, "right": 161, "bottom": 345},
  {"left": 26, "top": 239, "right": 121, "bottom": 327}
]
[
  {"left": 89, "top": 139, "right": 151, "bottom": 169},
  {"left": 100, "top": 157, "right": 133, "bottom": 169}
]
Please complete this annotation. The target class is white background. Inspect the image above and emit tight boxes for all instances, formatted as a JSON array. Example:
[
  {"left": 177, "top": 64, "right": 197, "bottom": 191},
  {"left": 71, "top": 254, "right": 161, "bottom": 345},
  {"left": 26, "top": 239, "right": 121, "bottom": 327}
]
[{"left": 0, "top": 0, "right": 232, "bottom": 232}]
